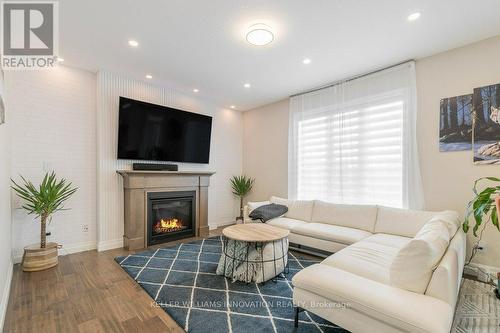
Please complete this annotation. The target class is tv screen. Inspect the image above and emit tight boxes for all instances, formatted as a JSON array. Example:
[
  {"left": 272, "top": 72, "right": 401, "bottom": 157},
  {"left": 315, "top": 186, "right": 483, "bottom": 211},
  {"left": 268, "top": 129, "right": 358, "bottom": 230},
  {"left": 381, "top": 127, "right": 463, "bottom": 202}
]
[{"left": 117, "top": 97, "right": 212, "bottom": 163}]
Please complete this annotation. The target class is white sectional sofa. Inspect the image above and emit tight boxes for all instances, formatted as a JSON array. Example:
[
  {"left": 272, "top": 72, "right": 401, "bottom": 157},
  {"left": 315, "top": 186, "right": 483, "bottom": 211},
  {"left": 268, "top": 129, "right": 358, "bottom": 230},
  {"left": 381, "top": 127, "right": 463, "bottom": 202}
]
[{"left": 244, "top": 196, "right": 465, "bottom": 333}]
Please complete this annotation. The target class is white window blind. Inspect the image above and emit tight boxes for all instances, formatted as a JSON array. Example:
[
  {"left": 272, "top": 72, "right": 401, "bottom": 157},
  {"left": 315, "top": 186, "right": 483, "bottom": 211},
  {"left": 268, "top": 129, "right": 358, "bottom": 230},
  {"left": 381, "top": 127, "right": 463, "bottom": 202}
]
[{"left": 289, "top": 62, "right": 424, "bottom": 209}]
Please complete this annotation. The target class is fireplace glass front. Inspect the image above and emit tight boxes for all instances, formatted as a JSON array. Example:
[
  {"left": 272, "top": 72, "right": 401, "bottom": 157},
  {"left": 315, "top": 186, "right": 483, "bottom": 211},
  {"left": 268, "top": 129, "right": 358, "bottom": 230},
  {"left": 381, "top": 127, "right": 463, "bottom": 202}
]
[{"left": 147, "top": 191, "right": 196, "bottom": 245}]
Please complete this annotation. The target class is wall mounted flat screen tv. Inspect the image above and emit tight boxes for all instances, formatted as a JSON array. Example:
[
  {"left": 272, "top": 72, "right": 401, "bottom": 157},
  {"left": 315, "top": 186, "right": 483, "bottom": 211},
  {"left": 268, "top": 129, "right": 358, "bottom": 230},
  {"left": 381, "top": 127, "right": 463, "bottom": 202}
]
[{"left": 117, "top": 97, "right": 212, "bottom": 163}]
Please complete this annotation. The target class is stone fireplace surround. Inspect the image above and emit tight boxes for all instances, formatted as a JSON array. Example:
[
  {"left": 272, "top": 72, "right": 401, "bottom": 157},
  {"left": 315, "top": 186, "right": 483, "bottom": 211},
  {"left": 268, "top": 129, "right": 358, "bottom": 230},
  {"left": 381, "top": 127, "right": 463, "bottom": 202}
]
[{"left": 117, "top": 170, "right": 215, "bottom": 250}]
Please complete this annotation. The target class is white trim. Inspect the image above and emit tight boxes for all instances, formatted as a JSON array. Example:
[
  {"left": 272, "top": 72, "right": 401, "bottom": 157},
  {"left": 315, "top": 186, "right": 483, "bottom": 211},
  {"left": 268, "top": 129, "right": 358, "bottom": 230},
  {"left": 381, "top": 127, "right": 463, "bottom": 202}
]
[
  {"left": 12, "top": 240, "right": 98, "bottom": 263},
  {"left": 468, "top": 262, "right": 500, "bottom": 276},
  {"left": 97, "top": 238, "right": 124, "bottom": 252},
  {"left": 0, "top": 261, "right": 13, "bottom": 331},
  {"left": 209, "top": 220, "right": 236, "bottom": 230},
  {"left": 59, "top": 240, "right": 97, "bottom": 256}
]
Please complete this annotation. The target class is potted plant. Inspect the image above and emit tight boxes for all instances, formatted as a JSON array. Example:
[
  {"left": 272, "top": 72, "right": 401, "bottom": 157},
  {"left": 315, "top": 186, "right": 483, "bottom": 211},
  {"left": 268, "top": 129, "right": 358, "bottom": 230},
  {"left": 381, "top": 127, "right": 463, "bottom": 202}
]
[
  {"left": 463, "top": 177, "right": 500, "bottom": 236},
  {"left": 463, "top": 177, "right": 500, "bottom": 275},
  {"left": 12, "top": 172, "right": 77, "bottom": 272},
  {"left": 230, "top": 175, "right": 255, "bottom": 223}
]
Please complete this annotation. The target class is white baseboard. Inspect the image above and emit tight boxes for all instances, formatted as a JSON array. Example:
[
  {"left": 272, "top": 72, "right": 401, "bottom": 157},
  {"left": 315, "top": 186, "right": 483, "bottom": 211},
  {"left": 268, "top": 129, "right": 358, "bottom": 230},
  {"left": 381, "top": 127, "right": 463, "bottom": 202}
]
[
  {"left": 209, "top": 220, "right": 236, "bottom": 230},
  {"left": 468, "top": 262, "right": 500, "bottom": 275},
  {"left": 0, "top": 261, "right": 13, "bottom": 331},
  {"left": 12, "top": 240, "right": 98, "bottom": 264},
  {"left": 97, "top": 238, "right": 124, "bottom": 252}
]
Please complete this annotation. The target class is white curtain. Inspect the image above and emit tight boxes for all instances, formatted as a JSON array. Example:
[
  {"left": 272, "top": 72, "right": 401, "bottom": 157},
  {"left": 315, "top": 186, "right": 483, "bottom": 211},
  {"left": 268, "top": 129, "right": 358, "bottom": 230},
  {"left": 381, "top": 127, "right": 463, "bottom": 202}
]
[{"left": 288, "top": 61, "right": 424, "bottom": 209}]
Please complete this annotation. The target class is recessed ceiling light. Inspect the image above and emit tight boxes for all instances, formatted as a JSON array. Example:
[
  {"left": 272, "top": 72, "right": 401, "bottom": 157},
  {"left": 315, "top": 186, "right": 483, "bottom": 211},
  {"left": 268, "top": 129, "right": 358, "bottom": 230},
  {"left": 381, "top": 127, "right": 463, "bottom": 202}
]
[
  {"left": 193, "top": 88, "right": 199, "bottom": 93},
  {"left": 302, "top": 58, "right": 311, "bottom": 65},
  {"left": 145, "top": 74, "right": 153, "bottom": 79},
  {"left": 246, "top": 24, "right": 274, "bottom": 46},
  {"left": 56, "top": 57, "right": 64, "bottom": 62},
  {"left": 244, "top": 83, "right": 251, "bottom": 88},
  {"left": 128, "top": 40, "right": 139, "bottom": 47},
  {"left": 407, "top": 12, "right": 421, "bottom": 21},
  {"left": 230, "top": 105, "right": 236, "bottom": 109}
]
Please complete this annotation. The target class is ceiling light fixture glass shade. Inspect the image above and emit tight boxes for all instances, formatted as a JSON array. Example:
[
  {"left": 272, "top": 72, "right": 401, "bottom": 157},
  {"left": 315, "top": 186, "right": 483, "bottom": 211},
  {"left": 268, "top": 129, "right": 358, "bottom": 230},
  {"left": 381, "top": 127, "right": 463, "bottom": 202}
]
[
  {"left": 407, "top": 12, "right": 421, "bottom": 21},
  {"left": 246, "top": 24, "right": 274, "bottom": 46}
]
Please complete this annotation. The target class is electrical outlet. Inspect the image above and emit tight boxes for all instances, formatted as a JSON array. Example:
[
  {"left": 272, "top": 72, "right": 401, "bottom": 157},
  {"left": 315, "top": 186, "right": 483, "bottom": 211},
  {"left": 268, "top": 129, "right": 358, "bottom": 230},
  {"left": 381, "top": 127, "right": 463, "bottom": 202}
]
[{"left": 82, "top": 224, "right": 89, "bottom": 233}]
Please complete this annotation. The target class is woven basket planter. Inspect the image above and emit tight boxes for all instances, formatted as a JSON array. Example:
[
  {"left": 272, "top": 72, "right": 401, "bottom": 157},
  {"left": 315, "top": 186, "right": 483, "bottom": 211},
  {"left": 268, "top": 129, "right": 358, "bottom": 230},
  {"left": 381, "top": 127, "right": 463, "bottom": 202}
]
[{"left": 22, "top": 242, "right": 61, "bottom": 272}]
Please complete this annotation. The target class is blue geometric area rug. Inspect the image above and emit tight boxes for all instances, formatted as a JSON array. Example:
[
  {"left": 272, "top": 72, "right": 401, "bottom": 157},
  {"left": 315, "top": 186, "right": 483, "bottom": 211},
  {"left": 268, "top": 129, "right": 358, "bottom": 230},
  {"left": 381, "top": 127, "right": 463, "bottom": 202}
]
[{"left": 115, "top": 236, "right": 348, "bottom": 333}]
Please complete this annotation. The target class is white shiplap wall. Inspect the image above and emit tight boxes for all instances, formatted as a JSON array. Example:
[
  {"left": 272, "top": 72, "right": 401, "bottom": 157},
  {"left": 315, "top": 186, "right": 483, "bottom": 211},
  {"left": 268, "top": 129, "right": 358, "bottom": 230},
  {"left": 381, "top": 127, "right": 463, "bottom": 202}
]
[
  {"left": 96, "top": 71, "right": 242, "bottom": 250},
  {"left": 6, "top": 66, "right": 97, "bottom": 259}
]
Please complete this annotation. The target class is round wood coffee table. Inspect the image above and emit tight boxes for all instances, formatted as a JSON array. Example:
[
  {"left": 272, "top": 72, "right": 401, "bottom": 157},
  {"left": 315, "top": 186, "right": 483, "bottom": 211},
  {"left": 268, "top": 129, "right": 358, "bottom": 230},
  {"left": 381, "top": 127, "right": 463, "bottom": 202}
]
[{"left": 220, "top": 224, "right": 290, "bottom": 283}]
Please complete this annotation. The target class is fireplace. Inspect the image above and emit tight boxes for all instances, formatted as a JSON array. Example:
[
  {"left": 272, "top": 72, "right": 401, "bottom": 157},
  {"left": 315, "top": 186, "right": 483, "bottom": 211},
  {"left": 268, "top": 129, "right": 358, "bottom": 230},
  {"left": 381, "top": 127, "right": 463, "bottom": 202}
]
[{"left": 147, "top": 191, "right": 196, "bottom": 245}]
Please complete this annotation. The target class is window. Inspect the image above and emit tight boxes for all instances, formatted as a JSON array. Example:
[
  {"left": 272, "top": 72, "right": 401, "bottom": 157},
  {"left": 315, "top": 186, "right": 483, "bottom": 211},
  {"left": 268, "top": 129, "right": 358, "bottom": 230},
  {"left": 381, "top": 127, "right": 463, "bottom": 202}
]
[{"left": 289, "top": 62, "right": 424, "bottom": 209}]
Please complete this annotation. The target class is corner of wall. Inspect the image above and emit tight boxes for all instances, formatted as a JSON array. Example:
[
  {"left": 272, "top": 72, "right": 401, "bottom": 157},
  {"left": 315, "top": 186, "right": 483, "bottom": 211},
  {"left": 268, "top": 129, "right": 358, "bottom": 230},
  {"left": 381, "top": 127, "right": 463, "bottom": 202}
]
[{"left": 0, "top": 260, "right": 12, "bottom": 331}]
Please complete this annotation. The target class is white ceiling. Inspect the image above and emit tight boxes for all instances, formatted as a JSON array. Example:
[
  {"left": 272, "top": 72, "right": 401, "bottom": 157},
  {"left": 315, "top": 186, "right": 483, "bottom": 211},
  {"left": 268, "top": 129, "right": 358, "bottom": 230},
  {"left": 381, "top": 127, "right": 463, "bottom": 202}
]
[{"left": 60, "top": 0, "right": 500, "bottom": 111}]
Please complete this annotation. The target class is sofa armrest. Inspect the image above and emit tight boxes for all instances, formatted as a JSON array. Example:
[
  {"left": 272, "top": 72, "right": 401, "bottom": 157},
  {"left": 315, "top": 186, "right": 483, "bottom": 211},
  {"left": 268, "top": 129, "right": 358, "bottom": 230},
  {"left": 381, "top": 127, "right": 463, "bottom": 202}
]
[
  {"left": 293, "top": 264, "right": 453, "bottom": 333},
  {"left": 425, "top": 229, "right": 466, "bottom": 305},
  {"left": 243, "top": 200, "right": 271, "bottom": 223}
]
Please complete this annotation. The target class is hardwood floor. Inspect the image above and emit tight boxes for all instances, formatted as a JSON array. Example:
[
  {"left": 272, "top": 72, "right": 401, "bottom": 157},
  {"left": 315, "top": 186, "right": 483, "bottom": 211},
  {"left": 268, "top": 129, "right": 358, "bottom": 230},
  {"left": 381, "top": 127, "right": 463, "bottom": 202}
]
[{"left": 3, "top": 228, "right": 224, "bottom": 333}]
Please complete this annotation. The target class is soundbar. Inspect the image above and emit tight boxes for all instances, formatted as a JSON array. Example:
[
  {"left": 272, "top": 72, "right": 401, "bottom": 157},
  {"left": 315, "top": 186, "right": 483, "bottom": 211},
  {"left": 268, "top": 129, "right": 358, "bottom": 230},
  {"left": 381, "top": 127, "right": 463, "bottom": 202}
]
[{"left": 132, "top": 163, "right": 178, "bottom": 171}]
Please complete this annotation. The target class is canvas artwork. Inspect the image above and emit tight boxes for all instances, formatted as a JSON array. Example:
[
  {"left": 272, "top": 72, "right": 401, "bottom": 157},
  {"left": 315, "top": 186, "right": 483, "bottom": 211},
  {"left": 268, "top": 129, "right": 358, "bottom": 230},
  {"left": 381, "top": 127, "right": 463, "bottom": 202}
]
[
  {"left": 439, "top": 94, "right": 473, "bottom": 152},
  {"left": 473, "top": 83, "right": 500, "bottom": 164}
]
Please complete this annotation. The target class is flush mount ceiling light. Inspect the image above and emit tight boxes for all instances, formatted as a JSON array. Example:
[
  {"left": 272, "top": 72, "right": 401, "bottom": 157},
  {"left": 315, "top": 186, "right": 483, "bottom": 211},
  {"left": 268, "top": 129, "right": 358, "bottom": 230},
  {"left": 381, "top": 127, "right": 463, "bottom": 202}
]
[
  {"left": 244, "top": 83, "right": 251, "bottom": 88},
  {"left": 193, "top": 88, "right": 199, "bottom": 93},
  {"left": 246, "top": 24, "right": 274, "bottom": 46},
  {"left": 230, "top": 105, "right": 236, "bottom": 109},
  {"left": 128, "top": 40, "right": 139, "bottom": 47},
  {"left": 407, "top": 12, "right": 421, "bottom": 21},
  {"left": 302, "top": 58, "right": 311, "bottom": 65},
  {"left": 145, "top": 74, "right": 153, "bottom": 79}
]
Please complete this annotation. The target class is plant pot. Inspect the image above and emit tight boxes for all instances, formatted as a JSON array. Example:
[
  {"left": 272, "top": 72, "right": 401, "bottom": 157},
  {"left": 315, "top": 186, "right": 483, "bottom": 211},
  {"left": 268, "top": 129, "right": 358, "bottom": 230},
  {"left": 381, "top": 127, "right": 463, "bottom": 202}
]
[{"left": 22, "top": 242, "right": 61, "bottom": 272}]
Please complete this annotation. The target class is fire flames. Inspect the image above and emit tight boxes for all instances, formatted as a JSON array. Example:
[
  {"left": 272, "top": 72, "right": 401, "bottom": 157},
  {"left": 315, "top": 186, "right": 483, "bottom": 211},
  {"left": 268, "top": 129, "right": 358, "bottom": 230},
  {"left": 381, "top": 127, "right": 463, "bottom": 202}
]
[{"left": 153, "top": 218, "right": 186, "bottom": 233}]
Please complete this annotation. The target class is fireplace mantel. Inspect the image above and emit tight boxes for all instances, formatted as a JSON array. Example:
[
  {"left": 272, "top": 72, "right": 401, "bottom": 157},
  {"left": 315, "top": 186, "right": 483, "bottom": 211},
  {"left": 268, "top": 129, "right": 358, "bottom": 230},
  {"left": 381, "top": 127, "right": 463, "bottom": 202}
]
[{"left": 117, "top": 170, "right": 215, "bottom": 250}]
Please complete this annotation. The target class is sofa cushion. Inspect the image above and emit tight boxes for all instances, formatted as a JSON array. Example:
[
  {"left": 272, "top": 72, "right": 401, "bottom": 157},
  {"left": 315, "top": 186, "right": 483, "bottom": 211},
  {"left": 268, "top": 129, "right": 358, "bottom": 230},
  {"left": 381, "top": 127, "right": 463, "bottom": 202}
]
[
  {"left": 322, "top": 234, "right": 411, "bottom": 285},
  {"left": 428, "top": 210, "right": 460, "bottom": 238},
  {"left": 266, "top": 217, "right": 308, "bottom": 231},
  {"left": 270, "top": 196, "right": 314, "bottom": 222},
  {"left": 311, "top": 200, "right": 378, "bottom": 232},
  {"left": 362, "top": 233, "right": 413, "bottom": 249},
  {"left": 390, "top": 220, "right": 451, "bottom": 294},
  {"left": 292, "top": 223, "right": 372, "bottom": 245},
  {"left": 374, "top": 206, "right": 439, "bottom": 237}
]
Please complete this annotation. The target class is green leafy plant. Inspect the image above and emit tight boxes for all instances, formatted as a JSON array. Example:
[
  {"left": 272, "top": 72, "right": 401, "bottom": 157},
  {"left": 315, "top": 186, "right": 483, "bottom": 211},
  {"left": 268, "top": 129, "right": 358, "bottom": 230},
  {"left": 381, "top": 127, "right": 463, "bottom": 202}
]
[
  {"left": 230, "top": 175, "right": 255, "bottom": 220},
  {"left": 11, "top": 172, "right": 77, "bottom": 248},
  {"left": 463, "top": 177, "right": 500, "bottom": 237}
]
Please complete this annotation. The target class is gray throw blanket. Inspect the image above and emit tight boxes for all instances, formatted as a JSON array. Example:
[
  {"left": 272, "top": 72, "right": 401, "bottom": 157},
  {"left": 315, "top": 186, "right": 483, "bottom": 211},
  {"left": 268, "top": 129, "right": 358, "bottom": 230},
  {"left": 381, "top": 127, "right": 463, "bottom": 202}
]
[
  {"left": 216, "top": 240, "right": 262, "bottom": 283},
  {"left": 249, "top": 203, "right": 288, "bottom": 222}
]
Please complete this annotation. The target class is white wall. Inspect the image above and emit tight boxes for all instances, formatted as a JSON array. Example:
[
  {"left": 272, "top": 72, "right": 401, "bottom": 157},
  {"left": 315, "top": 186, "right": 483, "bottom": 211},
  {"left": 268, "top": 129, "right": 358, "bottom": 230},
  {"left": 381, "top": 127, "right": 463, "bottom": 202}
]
[
  {"left": 4, "top": 67, "right": 243, "bottom": 256},
  {"left": 243, "top": 99, "right": 289, "bottom": 202},
  {"left": 416, "top": 36, "right": 500, "bottom": 266},
  {"left": 5, "top": 66, "right": 97, "bottom": 260},
  {"left": 96, "top": 71, "right": 242, "bottom": 250},
  {"left": 0, "top": 71, "right": 13, "bottom": 330},
  {"left": 242, "top": 36, "right": 500, "bottom": 267}
]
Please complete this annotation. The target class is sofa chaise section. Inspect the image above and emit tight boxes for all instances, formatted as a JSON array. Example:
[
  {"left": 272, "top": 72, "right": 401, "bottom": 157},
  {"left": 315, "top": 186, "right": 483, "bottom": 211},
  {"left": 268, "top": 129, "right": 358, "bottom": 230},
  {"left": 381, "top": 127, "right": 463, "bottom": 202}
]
[{"left": 244, "top": 197, "right": 465, "bottom": 333}]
